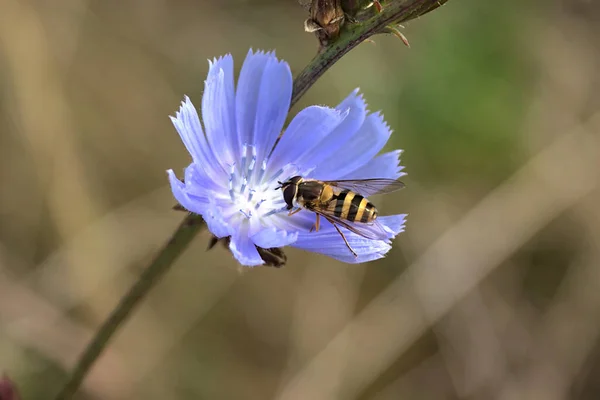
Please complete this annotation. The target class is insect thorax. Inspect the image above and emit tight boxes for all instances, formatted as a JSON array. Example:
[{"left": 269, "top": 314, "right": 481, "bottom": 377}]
[{"left": 297, "top": 180, "right": 333, "bottom": 205}]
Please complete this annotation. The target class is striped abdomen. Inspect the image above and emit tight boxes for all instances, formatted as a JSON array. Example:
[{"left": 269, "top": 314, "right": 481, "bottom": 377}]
[{"left": 328, "top": 190, "right": 378, "bottom": 223}]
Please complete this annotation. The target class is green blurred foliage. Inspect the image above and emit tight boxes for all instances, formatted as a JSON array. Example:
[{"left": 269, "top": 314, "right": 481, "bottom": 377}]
[{"left": 399, "top": 2, "right": 532, "bottom": 185}]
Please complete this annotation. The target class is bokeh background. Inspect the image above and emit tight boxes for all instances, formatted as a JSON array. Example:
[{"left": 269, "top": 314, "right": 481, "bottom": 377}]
[{"left": 1, "top": 0, "right": 599, "bottom": 399}]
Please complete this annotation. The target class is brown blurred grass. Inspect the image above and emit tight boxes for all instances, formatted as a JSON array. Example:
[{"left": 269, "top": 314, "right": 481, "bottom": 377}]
[{"left": 0, "top": 0, "right": 599, "bottom": 399}]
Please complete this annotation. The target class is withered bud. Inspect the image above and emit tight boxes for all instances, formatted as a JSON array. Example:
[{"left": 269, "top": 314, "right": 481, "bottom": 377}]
[
  {"left": 255, "top": 246, "right": 287, "bottom": 268},
  {"left": 172, "top": 203, "right": 187, "bottom": 212},
  {"left": 304, "top": 0, "right": 345, "bottom": 46},
  {"left": 208, "top": 236, "right": 287, "bottom": 268},
  {"left": 0, "top": 374, "right": 21, "bottom": 400},
  {"left": 340, "top": 0, "right": 450, "bottom": 30},
  {"left": 341, "top": 0, "right": 374, "bottom": 18}
]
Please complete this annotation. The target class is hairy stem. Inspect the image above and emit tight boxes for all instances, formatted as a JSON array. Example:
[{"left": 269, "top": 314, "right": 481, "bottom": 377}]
[
  {"left": 292, "top": 0, "right": 448, "bottom": 106},
  {"left": 54, "top": 0, "right": 448, "bottom": 397}
]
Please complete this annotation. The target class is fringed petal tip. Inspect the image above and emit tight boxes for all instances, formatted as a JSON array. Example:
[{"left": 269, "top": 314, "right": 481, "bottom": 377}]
[
  {"left": 379, "top": 214, "right": 408, "bottom": 239},
  {"left": 369, "top": 110, "right": 393, "bottom": 136},
  {"left": 343, "top": 88, "right": 367, "bottom": 110},
  {"left": 242, "top": 49, "right": 292, "bottom": 73},
  {"left": 391, "top": 150, "right": 407, "bottom": 179},
  {"left": 247, "top": 48, "right": 276, "bottom": 58},
  {"left": 208, "top": 53, "right": 233, "bottom": 68},
  {"left": 170, "top": 96, "right": 200, "bottom": 129}
]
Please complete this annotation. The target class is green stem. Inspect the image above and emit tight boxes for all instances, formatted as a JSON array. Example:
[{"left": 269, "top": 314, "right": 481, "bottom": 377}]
[
  {"left": 292, "top": 0, "right": 449, "bottom": 105},
  {"left": 53, "top": 214, "right": 203, "bottom": 400},
  {"left": 53, "top": 1, "right": 448, "bottom": 397}
]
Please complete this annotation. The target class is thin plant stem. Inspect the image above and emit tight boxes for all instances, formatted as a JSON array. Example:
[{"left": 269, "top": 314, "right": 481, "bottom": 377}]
[
  {"left": 52, "top": 214, "right": 203, "bottom": 400},
  {"left": 53, "top": 1, "right": 449, "bottom": 398},
  {"left": 291, "top": 0, "right": 449, "bottom": 105}
]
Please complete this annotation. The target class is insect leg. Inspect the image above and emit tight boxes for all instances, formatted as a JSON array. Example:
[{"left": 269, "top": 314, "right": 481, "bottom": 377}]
[
  {"left": 322, "top": 215, "right": 358, "bottom": 258},
  {"left": 288, "top": 207, "right": 302, "bottom": 216},
  {"left": 310, "top": 214, "right": 321, "bottom": 233}
]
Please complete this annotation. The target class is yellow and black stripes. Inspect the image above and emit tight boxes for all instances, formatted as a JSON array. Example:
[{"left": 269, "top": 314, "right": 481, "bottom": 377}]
[
  {"left": 360, "top": 203, "right": 375, "bottom": 223},
  {"left": 330, "top": 190, "right": 375, "bottom": 223}
]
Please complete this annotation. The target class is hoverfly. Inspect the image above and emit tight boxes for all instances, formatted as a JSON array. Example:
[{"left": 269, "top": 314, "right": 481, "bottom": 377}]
[{"left": 276, "top": 176, "right": 405, "bottom": 257}]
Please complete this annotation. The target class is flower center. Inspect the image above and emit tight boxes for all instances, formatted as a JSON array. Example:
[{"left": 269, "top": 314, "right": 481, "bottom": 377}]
[{"left": 227, "top": 144, "right": 297, "bottom": 221}]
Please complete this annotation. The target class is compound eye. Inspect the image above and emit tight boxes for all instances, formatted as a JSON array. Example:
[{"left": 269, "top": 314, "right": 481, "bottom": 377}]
[{"left": 282, "top": 185, "right": 297, "bottom": 209}]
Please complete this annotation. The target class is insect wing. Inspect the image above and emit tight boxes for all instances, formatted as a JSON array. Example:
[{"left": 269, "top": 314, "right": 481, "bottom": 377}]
[
  {"left": 315, "top": 210, "right": 391, "bottom": 241},
  {"left": 325, "top": 178, "right": 405, "bottom": 197}
]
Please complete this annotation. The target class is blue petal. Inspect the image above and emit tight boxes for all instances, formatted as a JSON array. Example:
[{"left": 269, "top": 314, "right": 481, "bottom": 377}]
[
  {"left": 285, "top": 212, "right": 406, "bottom": 263},
  {"left": 229, "top": 226, "right": 264, "bottom": 266},
  {"left": 267, "top": 106, "right": 347, "bottom": 176},
  {"left": 235, "top": 50, "right": 272, "bottom": 150},
  {"left": 203, "top": 201, "right": 233, "bottom": 239},
  {"left": 167, "top": 169, "right": 208, "bottom": 214},
  {"left": 252, "top": 56, "right": 293, "bottom": 166},
  {"left": 341, "top": 150, "right": 405, "bottom": 181},
  {"left": 170, "top": 97, "right": 226, "bottom": 182},
  {"left": 202, "top": 55, "right": 237, "bottom": 167},
  {"left": 309, "top": 111, "right": 392, "bottom": 179},
  {"left": 183, "top": 164, "right": 223, "bottom": 194},
  {"left": 251, "top": 227, "right": 298, "bottom": 249},
  {"left": 377, "top": 214, "right": 408, "bottom": 237},
  {"left": 303, "top": 89, "right": 368, "bottom": 179},
  {"left": 291, "top": 222, "right": 392, "bottom": 263}
]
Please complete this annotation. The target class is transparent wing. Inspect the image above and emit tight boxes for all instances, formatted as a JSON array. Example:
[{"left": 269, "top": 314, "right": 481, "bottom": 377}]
[
  {"left": 314, "top": 210, "right": 391, "bottom": 241},
  {"left": 324, "top": 178, "right": 405, "bottom": 197}
]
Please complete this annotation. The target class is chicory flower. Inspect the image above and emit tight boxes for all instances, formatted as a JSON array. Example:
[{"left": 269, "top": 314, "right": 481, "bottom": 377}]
[{"left": 168, "top": 49, "right": 406, "bottom": 266}]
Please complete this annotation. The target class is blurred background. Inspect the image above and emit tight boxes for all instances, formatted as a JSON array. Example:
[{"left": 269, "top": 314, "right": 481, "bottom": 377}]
[{"left": 1, "top": 0, "right": 599, "bottom": 399}]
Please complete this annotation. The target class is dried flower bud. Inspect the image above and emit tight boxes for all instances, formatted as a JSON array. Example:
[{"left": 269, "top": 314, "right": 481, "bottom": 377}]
[
  {"left": 341, "top": 0, "right": 373, "bottom": 18},
  {"left": 0, "top": 375, "right": 21, "bottom": 400},
  {"left": 340, "top": 0, "right": 450, "bottom": 29},
  {"left": 173, "top": 203, "right": 187, "bottom": 212},
  {"left": 304, "top": 0, "right": 345, "bottom": 46}
]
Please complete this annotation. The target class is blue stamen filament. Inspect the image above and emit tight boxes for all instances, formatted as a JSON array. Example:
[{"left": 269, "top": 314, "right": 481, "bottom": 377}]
[
  {"left": 255, "top": 159, "right": 267, "bottom": 185},
  {"left": 263, "top": 205, "right": 290, "bottom": 217},
  {"left": 240, "top": 143, "right": 248, "bottom": 179},
  {"left": 255, "top": 198, "right": 267, "bottom": 209},
  {"left": 228, "top": 163, "right": 237, "bottom": 201},
  {"left": 239, "top": 209, "right": 252, "bottom": 219}
]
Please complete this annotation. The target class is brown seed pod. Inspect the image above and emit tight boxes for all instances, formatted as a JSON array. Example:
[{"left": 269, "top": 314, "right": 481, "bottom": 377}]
[{"left": 304, "top": 0, "right": 345, "bottom": 46}]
